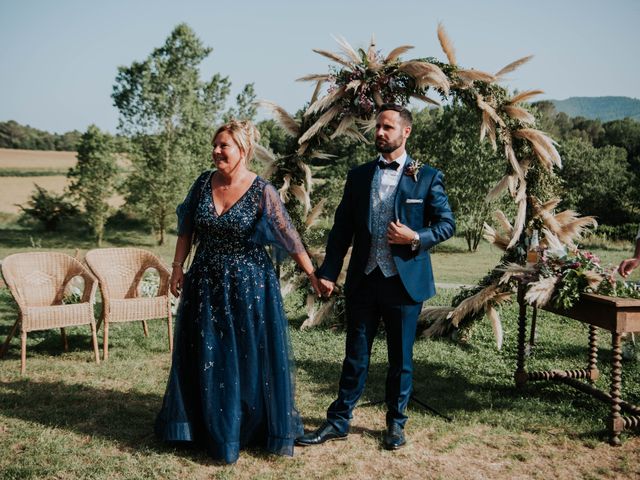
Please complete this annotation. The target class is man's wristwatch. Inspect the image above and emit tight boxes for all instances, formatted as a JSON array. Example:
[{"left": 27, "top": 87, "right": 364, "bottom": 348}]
[{"left": 411, "top": 232, "right": 420, "bottom": 251}]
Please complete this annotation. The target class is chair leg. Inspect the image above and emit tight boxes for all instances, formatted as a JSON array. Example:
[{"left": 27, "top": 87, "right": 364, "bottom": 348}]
[
  {"left": 142, "top": 320, "right": 149, "bottom": 337},
  {"left": 90, "top": 323, "right": 100, "bottom": 365},
  {"left": 21, "top": 331, "right": 27, "bottom": 375},
  {"left": 103, "top": 321, "right": 109, "bottom": 361},
  {"left": 1, "top": 318, "right": 19, "bottom": 358},
  {"left": 61, "top": 328, "right": 68, "bottom": 352}
]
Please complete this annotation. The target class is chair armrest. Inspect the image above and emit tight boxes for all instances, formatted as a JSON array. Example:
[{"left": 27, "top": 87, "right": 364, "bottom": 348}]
[
  {"left": 142, "top": 256, "right": 171, "bottom": 296},
  {"left": 79, "top": 270, "right": 98, "bottom": 304}
]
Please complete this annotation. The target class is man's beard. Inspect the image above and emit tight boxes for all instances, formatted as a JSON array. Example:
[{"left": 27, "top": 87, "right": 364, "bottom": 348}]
[{"left": 375, "top": 137, "right": 402, "bottom": 154}]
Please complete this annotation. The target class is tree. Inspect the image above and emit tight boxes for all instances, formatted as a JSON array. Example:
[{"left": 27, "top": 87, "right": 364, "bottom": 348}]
[
  {"left": 112, "top": 23, "right": 238, "bottom": 244},
  {"left": 225, "top": 83, "right": 258, "bottom": 122},
  {"left": 409, "top": 105, "right": 508, "bottom": 251},
  {"left": 18, "top": 185, "right": 77, "bottom": 231},
  {"left": 67, "top": 125, "right": 118, "bottom": 245},
  {"left": 599, "top": 118, "right": 640, "bottom": 175},
  {"left": 558, "top": 138, "right": 633, "bottom": 225}
]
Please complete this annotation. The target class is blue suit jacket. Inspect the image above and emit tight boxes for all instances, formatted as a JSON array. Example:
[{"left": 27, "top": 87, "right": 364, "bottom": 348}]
[{"left": 317, "top": 156, "right": 455, "bottom": 302}]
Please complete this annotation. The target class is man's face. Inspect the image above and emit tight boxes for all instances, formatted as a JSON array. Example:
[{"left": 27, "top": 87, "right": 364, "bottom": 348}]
[{"left": 375, "top": 110, "right": 411, "bottom": 154}]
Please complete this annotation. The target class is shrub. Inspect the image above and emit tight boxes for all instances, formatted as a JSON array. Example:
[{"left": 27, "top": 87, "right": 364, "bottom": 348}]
[{"left": 18, "top": 185, "right": 78, "bottom": 231}]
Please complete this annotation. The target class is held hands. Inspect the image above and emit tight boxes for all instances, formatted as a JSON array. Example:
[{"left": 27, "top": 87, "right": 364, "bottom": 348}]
[
  {"left": 318, "top": 277, "right": 335, "bottom": 298},
  {"left": 308, "top": 272, "right": 323, "bottom": 297},
  {"left": 618, "top": 258, "right": 640, "bottom": 278},
  {"left": 170, "top": 266, "right": 184, "bottom": 297},
  {"left": 387, "top": 220, "right": 416, "bottom": 245}
]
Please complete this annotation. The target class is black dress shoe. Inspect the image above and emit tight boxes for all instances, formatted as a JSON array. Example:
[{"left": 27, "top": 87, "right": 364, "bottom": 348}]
[
  {"left": 383, "top": 424, "right": 406, "bottom": 450},
  {"left": 295, "top": 422, "right": 348, "bottom": 446}
]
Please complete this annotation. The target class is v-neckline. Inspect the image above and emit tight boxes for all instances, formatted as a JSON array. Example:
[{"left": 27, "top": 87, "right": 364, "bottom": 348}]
[{"left": 210, "top": 172, "right": 259, "bottom": 218}]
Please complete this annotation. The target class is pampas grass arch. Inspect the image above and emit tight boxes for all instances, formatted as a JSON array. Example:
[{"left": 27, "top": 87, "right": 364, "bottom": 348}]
[{"left": 257, "top": 25, "right": 597, "bottom": 345}]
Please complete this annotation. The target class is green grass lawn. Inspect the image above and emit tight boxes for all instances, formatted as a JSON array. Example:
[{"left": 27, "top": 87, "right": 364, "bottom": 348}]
[{"left": 1, "top": 222, "right": 639, "bottom": 479}]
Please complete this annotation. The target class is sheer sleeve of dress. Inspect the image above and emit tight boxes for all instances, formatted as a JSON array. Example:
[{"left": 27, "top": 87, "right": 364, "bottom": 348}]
[
  {"left": 251, "top": 181, "right": 306, "bottom": 255},
  {"left": 176, "top": 170, "right": 211, "bottom": 237}
]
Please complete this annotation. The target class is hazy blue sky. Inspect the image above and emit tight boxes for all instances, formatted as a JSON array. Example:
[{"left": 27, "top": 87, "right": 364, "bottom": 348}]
[{"left": 1, "top": 0, "right": 638, "bottom": 133}]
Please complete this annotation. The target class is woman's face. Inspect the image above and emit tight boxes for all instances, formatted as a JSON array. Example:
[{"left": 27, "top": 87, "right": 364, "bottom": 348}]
[{"left": 212, "top": 131, "right": 244, "bottom": 174}]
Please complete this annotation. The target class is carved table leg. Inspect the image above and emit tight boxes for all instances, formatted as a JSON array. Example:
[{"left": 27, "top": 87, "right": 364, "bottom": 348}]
[
  {"left": 609, "top": 332, "right": 624, "bottom": 446},
  {"left": 588, "top": 325, "right": 599, "bottom": 383},
  {"left": 515, "top": 284, "right": 529, "bottom": 388}
]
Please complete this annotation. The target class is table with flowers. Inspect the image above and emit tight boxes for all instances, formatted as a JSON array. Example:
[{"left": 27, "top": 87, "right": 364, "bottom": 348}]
[{"left": 515, "top": 285, "right": 640, "bottom": 445}]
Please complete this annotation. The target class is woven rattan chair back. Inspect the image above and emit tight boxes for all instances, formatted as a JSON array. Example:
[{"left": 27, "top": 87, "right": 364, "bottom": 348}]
[
  {"left": 0, "top": 252, "right": 100, "bottom": 373},
  {"left": 84, "top": 247, "right": 173, "bottom": 360}
]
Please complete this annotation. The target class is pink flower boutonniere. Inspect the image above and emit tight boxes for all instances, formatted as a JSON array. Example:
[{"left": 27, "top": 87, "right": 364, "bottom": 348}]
[{"left": 404, "top": 160, "right": 423, "bottom": 182}]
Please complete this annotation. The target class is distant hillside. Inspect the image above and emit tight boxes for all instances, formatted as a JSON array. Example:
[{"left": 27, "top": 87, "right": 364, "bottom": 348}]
[{"left": 550, "top": 96, "right": 640, "bottom": 122}]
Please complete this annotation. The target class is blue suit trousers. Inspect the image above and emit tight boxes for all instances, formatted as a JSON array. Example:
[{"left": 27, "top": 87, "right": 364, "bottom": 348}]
[{"left": 326, "top": 267, "right": 422, "bottom": 433}]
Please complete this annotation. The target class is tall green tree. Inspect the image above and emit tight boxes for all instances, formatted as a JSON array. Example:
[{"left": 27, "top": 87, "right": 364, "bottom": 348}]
[
  {"left": 112, "top": 23, "right": 235, "bottom": 244},
  {"left": 225, "top": 83, "right": 258, "bottom": 121},
  {"left": 558, "top": 138, "right": 633, "bottom": 225},
  {"left": 409, "top": 105, "right": 508, "bottom": 251},
  {"left": 67, "top": 125, "right": 118, "bottom": 245}
]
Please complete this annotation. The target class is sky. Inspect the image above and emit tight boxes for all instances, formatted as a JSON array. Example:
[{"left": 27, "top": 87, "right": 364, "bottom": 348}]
[{"left": 1, "top": 0, "right": 639, "bottom": 134}]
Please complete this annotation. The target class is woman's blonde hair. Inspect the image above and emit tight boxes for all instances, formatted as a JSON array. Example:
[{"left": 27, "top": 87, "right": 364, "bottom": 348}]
[{"left": 212, "top": 119, "right": 261, "bottom": 164}]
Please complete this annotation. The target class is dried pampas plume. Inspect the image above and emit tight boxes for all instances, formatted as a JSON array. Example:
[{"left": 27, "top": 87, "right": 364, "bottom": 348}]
[
  {"left": 305, "top": 86, "right": 346, "bottom": 117},
  {"left": 332, "top": 35, "right": 361, "bottom": 64},
  {"left": 495, "top": 55, "right": 534, "bottom": 79},
  {"left": 486, "top": 304, "right": 503, "bottom": 350},
  {"left": 399, "top": 61, "right": 450, "bottom": 94},
  {"left": 385, "top": 45, "right": 414, "bottom": 63},
  {"left": 437, "top": 23, "right": 457, "bottom": 65},
  {"left": 457, "top": 69, "right": 496, "bottom": 86},
  {"left": 509, "top": 89, "right": 544, "bottom": 105},
  {"left": 448, "top": 284, "right": 500, "bottom": 327},
  {"left": 299, "top": 104, "right": 342, "bottom": 144},
  {"left": 305, "top": 198, "right": 326, "bottom": 227},
  {"left": 301, "top": 296, "right": 337, "bottom": 330},
  {"left": 421, "top": 307, "right": 456, "bottom": 338},
  {"left": 258, "top": 100, "right": 300, "bottom": 137},
  {"left": 514, "top": 128, "right": 562, "bottom": 170},
  {"left": 312, "top": 48, "right": 353, "bottom": 69},
  {"left": 503, "top": 105, "right": 535, "bottom": 125},
  {"left": 525, "top": 276, "right": 559, "bottom": 308}
]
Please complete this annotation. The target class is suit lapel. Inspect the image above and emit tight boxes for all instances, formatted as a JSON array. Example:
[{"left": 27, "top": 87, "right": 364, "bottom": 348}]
[{"left": 362, "top": 160, "right": 377, "bottom": 233}]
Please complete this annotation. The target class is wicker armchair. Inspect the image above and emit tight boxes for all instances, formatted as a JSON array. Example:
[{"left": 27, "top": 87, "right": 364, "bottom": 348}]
[
  {"left": 84, "top": 248, "right": 173, "bottom": 360},
  {"left": 0, "top": 252, "right": 100, "bottom": 374}
]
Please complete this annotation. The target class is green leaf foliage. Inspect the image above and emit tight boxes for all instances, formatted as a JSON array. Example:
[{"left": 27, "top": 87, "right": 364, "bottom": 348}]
[
  {"left": 408, "top": 105, "right": 510, "bottom": 251},
  {"left": 0, "top": 120, "right": 82, "bottom": 151},
  {"left": 112, "top": 23, "right": 252, "bottom": 244},
  {"left": 18, "top": 184, "right": 78, "bottom": 231},
  {"left": 558, "top": 138, "right": 634, "bottom": 225},
  {"left": 67, "top": 125, "right": 119, "bottom": 245}
]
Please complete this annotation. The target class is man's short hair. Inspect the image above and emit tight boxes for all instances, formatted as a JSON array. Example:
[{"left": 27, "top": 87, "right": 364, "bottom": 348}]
[{"left": 378, "top": 103, "right": 412, "bottom": 126}]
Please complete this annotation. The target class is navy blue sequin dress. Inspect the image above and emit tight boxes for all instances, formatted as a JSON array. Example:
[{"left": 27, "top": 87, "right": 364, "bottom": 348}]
[{"left": 155, "top": 171, "right": 304, "bottom": 463}]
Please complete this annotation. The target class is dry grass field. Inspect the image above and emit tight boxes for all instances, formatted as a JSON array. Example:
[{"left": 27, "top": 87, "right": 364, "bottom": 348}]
[
  {"left": 0, "top": 148, "right": 75, "bottom": 213},
  {"left": 0, "top": 148, "right": 125, "bottom": 214},
  {"left": 0, "top": 176, "right": 69, "bottom": 213},
  {"left": 0, "top": 148, "right": 77, "bottom": 170}
]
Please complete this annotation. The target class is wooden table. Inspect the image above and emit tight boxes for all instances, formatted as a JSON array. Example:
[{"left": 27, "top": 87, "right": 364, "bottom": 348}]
[{"left": 515, "top": 287, "right": 640, "bottom": 445}]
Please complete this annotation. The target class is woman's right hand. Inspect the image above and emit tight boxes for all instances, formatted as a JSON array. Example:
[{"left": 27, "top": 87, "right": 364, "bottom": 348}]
[{"left": 170, "top": 266, "right": 184, "bottom": 297}]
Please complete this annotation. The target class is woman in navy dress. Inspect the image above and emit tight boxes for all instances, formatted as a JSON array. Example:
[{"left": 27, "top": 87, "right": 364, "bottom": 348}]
[{"left": 155, "top": 120, "right": 320, "bottom": 463}]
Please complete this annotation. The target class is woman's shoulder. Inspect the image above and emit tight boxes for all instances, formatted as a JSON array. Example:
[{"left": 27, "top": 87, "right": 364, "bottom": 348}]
[
  {"left": 255, "top": 175, "right": 273, "bottom": 191},
  {"left": 198, "top": 169, "right": 215, "bottom": 180}
]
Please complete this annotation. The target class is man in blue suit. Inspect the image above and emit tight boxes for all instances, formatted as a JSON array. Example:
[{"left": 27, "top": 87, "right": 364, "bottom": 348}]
[{"left": 296, "top": 104, "right": 455, "bottom": 450}]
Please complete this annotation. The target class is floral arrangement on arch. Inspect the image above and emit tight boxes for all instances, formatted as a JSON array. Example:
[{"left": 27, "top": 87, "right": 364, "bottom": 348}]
[{"left": 257, "top": 25, "right": 637, "bottom": 343}]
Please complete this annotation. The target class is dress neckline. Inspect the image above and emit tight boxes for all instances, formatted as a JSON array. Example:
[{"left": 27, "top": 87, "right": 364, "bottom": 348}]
[{"left": 210, "top": 172, "right": 259, "bottom": 218}]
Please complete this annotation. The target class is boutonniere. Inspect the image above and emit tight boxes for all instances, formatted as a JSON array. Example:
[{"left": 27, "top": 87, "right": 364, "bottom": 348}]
[{"left": 404, "top": 160, "right": 422, "bottom": 182}]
